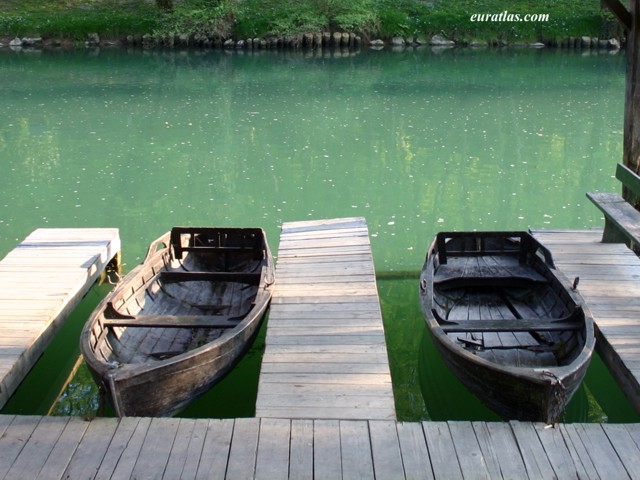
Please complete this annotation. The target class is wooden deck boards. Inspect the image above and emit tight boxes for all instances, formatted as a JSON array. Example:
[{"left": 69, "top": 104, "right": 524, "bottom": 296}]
[
  {"left": 0, "top": 226, "right": 639, "bottom": 477},
  {"left": 256, "top": 217, "right": 396, "bottom": 420},
  {"left": 0, "top": 416, "right": 637, "bottom": 479},
  {"left": 0, "top": 228, "right": 120, "bottom": 409},
  {"left": 532, "top": 228, "right": 640, "bottom": 413}
]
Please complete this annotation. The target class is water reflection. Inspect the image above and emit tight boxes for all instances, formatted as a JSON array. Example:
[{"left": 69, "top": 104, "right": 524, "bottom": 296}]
[{"left": 0, "top": 47, "right": 631, "bottom": 420}]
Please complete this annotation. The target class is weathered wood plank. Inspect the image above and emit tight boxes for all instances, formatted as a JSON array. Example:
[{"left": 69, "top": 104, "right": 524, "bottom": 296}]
[
  {"left": 565, "top": 424, "right": 630, "bottom": 479},
  {"left": 255, "top": 418, "right": 291, "bottom": 480},
  {"left": 279, "top": 235, "right": 370, "bottom": 249},
  {"left": 34, "top": 416, "right": 90, "bottom": 480},
  {"left": 129, "top": 417, "right": 180, "bottom": 480},
  {"left": 163, "top": 418, "right": 198, "bottom": 479},
  {"left": 266, "top": 334, "right": 387, "bottom": 346},
  {"left": 447, "top": 421, "right": 492, "bottom": 479},
  {"left": 261, "top": 353, "right": 389, "bottom": 365},
  {"left": 258, "top": 405, "right": 395, "bottom": 420},
  {"left": 256, "top": 381, "right": 393, "bottom": 395},
  {"left": 63, "top": 418, "right": 119, "bottom": 480},
  {"left": 0, "top": 416, "right": 42, "bottom": 477},
  {"left": 273, "top": 286, "right": 380, "bottom": 297},
  {"left": 483, "top": 422, "right": 528, "bottom": 478},
  {"left": 268, "top": 302, "right": 381, "bottom": 313},
  {"left": 470, "top": 422, "right": 510, "bottom": 479},
  {"left": 96, "top": 417, "right": 150, "bottom": 480},
  {"left": 226, "top": 418, "right": 260, "bottom": 480},
  {"left": 602, "top": 423, "right": 640, "bottom": 478},
  {"left": 279, "top": 227, "right": 368, "bottom": 240},
  {"left": 195, "top": 419, "right": 234, "bottom": 480},
  {"left": 256, "top": 393, "right": 395, "bottom": 411},
  {"left": 535, "top": 422, "right": 583, "bottom": 478},
  {"left": 266, "top": 325, "right": 385, "bottom": 336},
  {"left": 396, "top": 422, "right": 434, "bottom": 480},
  {"left": 173, "top": 418, "right": 209, "bottom": 480},
  {"left": 4, "top": 416, "right": 66, "bottom": 479},
  {"left": 289, "top": 419, "right": 314, "bottom": 480},
  {"left": 369, "top": 420, "right": 405, "bottom": 480},
  {"left": 280, "top": 217, "right": 366, "bottom": 233},
  {"left": 313, "top": 420, "right": 343, "bottom": 480},
  {"left": 558, "top": 423, "right": 600, "bottom": 478},
  {"left": 340, "top": 420, "right": 375, "bottom": 479},
  {"left": 509, "top": 421, "right": 557, "bottom": 479},
  {"left": 422, "top": 422, "right": 463, "bottom": 479},
  {"left": 271, "top": 294, "right": 380, "bottom": 305},
  {"left": 259, "top": 362, "right": 391, "bottom": 375}
]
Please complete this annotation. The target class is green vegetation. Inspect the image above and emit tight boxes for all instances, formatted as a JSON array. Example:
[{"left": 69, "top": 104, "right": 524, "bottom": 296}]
[
  {"left": 0, "top": 0, "right": 620, "bottom": 44},
  {"left": 0, "top": 0, "right": 157, "bottom": 40}
]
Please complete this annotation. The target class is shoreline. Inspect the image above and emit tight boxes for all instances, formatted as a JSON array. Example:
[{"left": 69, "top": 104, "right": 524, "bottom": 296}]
[{"left": 0, "top": 32, "right": 625, "bottom": 53}]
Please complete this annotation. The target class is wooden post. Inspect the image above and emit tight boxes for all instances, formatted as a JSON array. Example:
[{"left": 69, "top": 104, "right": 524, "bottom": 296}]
[
  {"left": 623, "top": 1, "right": 640, "bottom": 189},
  {"left": 603, "top": 0, "right": 640, "bottom": 202}
]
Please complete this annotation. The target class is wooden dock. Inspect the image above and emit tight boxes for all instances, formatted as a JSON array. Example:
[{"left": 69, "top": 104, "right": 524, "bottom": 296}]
[
  {"left": 0, "top": 415, "right": 639, "bottom": 479},
  {"left": 0, "top": 228, "right": 120, "bottom": 409},
  {"left": 0, "top": 226, "right": 639, "bottom": 477},
  {"left": 255, "top": 217, "right": 396, "bottom": 420},
  {"left": 532, "top": 229, "right": 640, "bottom": 414}
]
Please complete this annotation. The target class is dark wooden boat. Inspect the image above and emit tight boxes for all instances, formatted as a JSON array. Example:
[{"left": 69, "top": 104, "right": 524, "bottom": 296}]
[
  {"left": 80, "top": 227, "right": 274, "bottom": 417},
  {"left": 419, "top": 231, "right": 594, "bottom": 423}
]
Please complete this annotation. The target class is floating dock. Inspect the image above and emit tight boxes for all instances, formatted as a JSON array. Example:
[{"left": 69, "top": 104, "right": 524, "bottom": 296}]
[
  {"left": 0, "top": 228, "right": 120, "bottom": 409},
  {"left": 256, "top": 217, "right": 396, "bottom": 420},
  {"left": 532, "top": 229, "right": 640, "bottom": 413}
]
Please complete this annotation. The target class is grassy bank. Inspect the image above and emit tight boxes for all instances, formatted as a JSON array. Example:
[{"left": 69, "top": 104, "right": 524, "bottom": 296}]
[{"left": 0, "top": 0, "right": 620, "bottom": 45}]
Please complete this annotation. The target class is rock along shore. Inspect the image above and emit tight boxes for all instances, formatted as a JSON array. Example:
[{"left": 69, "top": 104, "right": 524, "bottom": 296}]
[{"left": 0, "top": 32, "right": 624, "bottom": 52}]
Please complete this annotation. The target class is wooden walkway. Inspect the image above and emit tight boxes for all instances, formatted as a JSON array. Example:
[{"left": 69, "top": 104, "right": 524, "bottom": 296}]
[
  {"left": 0, "top": 226, "right": 640, "bottom": 477},
  {"left": 0, "top": 228, "right": 120, "bottom": 409},
  {"left": 532, "top": 229, "right": 640, "bottom": 414},
  {"left": 0, "top": 415, "right": 639, "bottom": 479},
  {"left": 255, "top": 217, "right": 396, "bottom": 420}
]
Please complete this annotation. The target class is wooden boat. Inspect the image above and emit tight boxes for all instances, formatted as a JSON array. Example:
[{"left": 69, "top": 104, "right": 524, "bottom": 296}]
[
  {"left": 419, "top": 231, "right": 595, "bottom": 423},
  {"left": 80, "top": 227, "right": 274, "bottom": 417}
]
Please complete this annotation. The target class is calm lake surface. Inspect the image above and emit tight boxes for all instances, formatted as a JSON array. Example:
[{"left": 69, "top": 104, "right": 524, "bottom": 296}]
[{"left": 0, "top": 46, "right": 636, "bottom": 422}]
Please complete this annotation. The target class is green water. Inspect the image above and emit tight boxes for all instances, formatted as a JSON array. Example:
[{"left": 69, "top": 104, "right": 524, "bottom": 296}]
[{"left": 0, "top": 46, "right": 636, "bottom": 422}]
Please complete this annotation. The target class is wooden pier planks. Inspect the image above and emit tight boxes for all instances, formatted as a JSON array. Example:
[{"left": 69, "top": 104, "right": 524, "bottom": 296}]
[
  {"left": 256, "top": 217, "right": 396, "bottom": 420},
  {"left": 0, "top": 228, "right": 120, "bottom": 409},
  {"left": 532, "top": 228, "right": 640, "bottom": 413},
  {"left": 0, "top": 415, "right": 638, "bottom": 479}
]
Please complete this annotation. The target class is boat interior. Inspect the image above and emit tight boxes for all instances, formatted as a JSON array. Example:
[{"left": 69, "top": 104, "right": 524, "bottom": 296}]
[
  {"left": 93, "top": 228, "right": 268, "bottom": 365},
  {"left": 429, "top": 233, "right": 585, "bottom": 368}
]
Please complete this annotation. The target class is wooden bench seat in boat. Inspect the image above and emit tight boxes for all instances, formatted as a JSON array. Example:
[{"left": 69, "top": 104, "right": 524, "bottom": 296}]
[
  {"left": 159, "top": 271, "right": 262, "bottom": 284},
  {"left": 439, "top": 318, "right": 582, "bottom": 333},
  {"left": 103, "top": 314, "right": 241, "bottom": 329},
  {"left": 433, "top": 263, "right": 548, "bottom": 289},
  {"left": 587, "top": 163, "right": 640, "bottom": 248}
]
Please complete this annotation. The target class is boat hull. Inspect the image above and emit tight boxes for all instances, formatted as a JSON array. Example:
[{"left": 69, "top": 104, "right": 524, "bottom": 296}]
[
  {"left": 419, "top": 231, "right": 594, "bottom": 423},
  {"left": 104, "top": 297, "right": 269, "bottom": 417}
]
